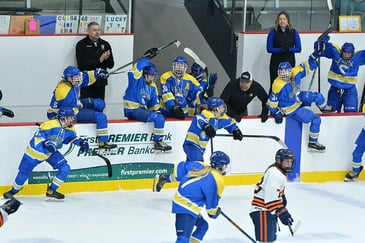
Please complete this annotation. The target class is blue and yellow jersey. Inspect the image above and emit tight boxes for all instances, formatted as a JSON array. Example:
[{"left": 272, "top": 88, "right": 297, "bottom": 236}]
[
  {"left": 267, "top": 58, "right": 316, "bottom": 115},
  {"left": 160, "top": 71, "right": 201, "bottom": 116},
  {"left": 25, "top": 119, "right": 79, "bottom": 161},
  {"left": 47, "top": 70, "right": 98, "bottom": 118},
  {"left": 172, "top": 167, "right": 225, "bottom": 219},
  {"left": 123, "top": 58, "right": 160, "bottom": 116},
  {"left": 175, "top": 160, "right": 207, "bottom": 181},
  {"left": 320, "top": 42, "right": 365, "bottom": 89},
  {"left": 183, "top": 109, "right": 237, "bottom": 153}
]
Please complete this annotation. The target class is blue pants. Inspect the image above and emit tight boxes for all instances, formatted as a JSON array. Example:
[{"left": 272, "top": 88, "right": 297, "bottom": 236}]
[
  {"left": 183, "top": 143, "right": 204, "bottom": 162},
  {"left": 289, "top": 107, "right": 321, "bottom": 142},
  {"left": 298, "top": 91, "right": 325, "bottom": 107},
  {"left": 11, "top": 151, "right": 70, "bottom": 193},
  {"left": 250, "top": 210, "right": 277, "bottom": 242},
  {"left": 80, "top": 98, "right": 106, "bottom": 112},
  {"left": 125, "top": 108, "right": 165, "bottom": 141},
  {"left": 352, "top": 128, "right": 365, "bottom": 172},
  {"left": 76, "top": 108, "right": 109, "bottom": 143},
  {"left": 327, "top": 86, "right": 358, "bottom": 112},
  {"left": 175, "top": 214, "right": 208, "bottom": 243}
]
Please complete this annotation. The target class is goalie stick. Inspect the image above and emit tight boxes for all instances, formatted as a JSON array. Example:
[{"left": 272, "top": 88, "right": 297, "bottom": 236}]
[
  {"left": 309, "top": 0, "right": 334, "bottom": 92},
  {"left": 220, "top": 210, "right": 257, "bottom": 243},
  {"left": 183, "top": 47, "right": 207, "bottom": 69},
  {"left": 109, "top": 40, "right": 181, "bottom": 75},
  {"left": 288, "top": 219, "right": 302, "bottom": 236},
  {"left": 216, "top": 134, "right": 288, "bottom": 149}
]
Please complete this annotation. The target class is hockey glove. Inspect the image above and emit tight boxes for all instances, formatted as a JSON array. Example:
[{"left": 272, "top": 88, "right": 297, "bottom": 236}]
[
  {"left": 43, "top": 140, "right": 57, "bottom": 153},
  {"left": 208, "top": 73, "right": 218, "bottom": 89},
  {"left": 0, "top": 107, "right": 15, "bottom": 118},
  {"left": 272, "top": 110, "right": 283, "bottom": 124},
  {"left": 232, "top": 127, "right": 243, "bottom": 141},
  {"left": 171, "top": 105, "right": 185, "bottom": 120},
  {"left": 79, "top": 139, "right": 89, "bottom": 153},
  {"left": 144, "top": 47, "right": 159, "bottom": 60},
  {"left": 259, "top": 112, "right": 269, "bottom": 123},
  {"left": 3, "top": 198, "right": 21, "bottom": 215},
  {"left": 95, "top": 68, "right": 109, "bottom": 79},
  {"left": 202, "top": 123, "right": 216, "bottom": 138},
  {"left": 208, "top": 207, "right": 221, "bottom": 219},
  {"left": 276, "top": 207, "right": 294, "bottom": 226}
]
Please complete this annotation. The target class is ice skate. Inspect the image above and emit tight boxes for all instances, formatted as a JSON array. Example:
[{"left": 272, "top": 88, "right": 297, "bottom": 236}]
[
  {"left": 46, "top": 185, "right": 65, "bottom": 200},
  {"left": 318, "top": 105, "right": 337, "bottom": 113},
  {"left": 344, "top": 165, "right": 363, "bottom": 182},
  {"left": 308, "top": 142, "right": 326, "bottom": 152},
  {"left": 98, "top": 142, "right": 117, "bottom": 150},
  {"left": 154, "top": 139, "right": 172, "bottom": 153},
  {"left": 152, "top": 174, "right": 168, "bottom": 192},
  {"left": 3, "top": 190, "right": 15, "bottom": 199}
]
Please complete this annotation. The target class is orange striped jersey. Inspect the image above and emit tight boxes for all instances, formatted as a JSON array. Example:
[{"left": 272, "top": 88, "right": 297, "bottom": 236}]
[{"left": 250, "top": 165, "right": 287, "bottom": 214}]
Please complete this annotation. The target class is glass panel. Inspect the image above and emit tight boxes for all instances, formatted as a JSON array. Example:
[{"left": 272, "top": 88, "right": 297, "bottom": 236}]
[{"left": 0, "top": 0, "right": 132, "bottom": 34}]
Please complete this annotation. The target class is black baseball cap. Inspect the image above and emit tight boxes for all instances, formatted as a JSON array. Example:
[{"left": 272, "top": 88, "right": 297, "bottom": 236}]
[{"left": 240, "top": 71, "right": 251, "bottom": 82}]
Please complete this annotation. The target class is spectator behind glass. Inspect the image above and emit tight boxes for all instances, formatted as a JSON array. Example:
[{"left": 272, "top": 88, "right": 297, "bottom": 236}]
[
  {"left": 220, "top": 71, "right": 269, "bottom": 123},
  {"left": 267, "top": 11, "right": 301, "bottom": 92},
  {"left": 76, "top": 22, "right": 114, "bottom": 102}
]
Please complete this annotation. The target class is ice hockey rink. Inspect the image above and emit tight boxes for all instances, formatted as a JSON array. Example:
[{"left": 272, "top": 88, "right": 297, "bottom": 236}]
[{"left": 0, "top": 181, "right": 364, "bottom": 243}]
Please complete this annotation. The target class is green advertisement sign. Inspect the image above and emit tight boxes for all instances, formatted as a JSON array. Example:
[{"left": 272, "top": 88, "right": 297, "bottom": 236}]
[{"left": 29, "top": 162, "right": 174, "bottom": 184}]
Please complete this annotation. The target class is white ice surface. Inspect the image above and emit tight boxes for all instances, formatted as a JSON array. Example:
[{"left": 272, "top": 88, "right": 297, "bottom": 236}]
[{"left": 0, "top": 181, "right": 364, "bottom": 243}]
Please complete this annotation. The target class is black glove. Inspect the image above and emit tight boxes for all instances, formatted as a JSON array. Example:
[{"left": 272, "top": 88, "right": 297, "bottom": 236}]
[
  {"left": 202, "top": 123, "right": 216, "bottom": 138},
  {"left": 0, "top": 107, "right": 15, "bottom": 118},
  {"left": 208, "top": 207, "right": 221, "bottom": 219},
  {"left": 232, "top": 127, "right": 243, "bottom": 141},
  {"left": 79, "top": 139, "right": 89, "bottom": 153},
  {"left": 171, "top": 105, "right": 185, "bottom": 120},
  {"left": 277, "top": 208, "right": 294, "bottom": 226},
  {"left": 3, "top": 198, "right": 22, "bottom": 215},
  {"left": 259, "top": 112, "right": 268, "bottom": 123},
  {"left": 144, "top": 47, "right": 159, "bottom": 59},
  {"left": 43, "top": 140, "right": 57, "bottom": 153}
]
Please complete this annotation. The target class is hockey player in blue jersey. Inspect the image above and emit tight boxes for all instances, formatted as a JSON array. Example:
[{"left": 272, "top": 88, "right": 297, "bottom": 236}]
[
  {"left": 4, "top": 107, "right": 89, "bottom": 200},
  {"left": 267, "top": 56, "right": 330, "bottom": 152},
  {"left": 171, "top": 151, "right": 230, "bottom": 243},
  {"left": 153, "top": 97, "right": 243, "bottom": 192},
  {"left": 47, "top": 66, "right": 117, "bottom": 150},
  {"left": 189, "top": 62, "right": 218, "bottom": 103},
  {"left": 345, "top": 104, "right": 365, "bottom": 181},
  {"left": 159, "top": 56, "right": 202, "bottom": 119},
  {"left": 123, "top": 57, "right": 172, "bottom": 152},
  {"left": 315, "top": 37, "right": 365, "bottom": 112},
  {"left": 250, "top": 149, "right": 295, "bottom": 242}
]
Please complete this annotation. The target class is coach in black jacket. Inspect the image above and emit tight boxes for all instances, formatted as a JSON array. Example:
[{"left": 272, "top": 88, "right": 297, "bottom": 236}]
[
  {"left": 220, "top": 71, "right": 269, "bottom": 123},
  {"left": 76, "top": 22, "right": 114, "bottom": 101}
]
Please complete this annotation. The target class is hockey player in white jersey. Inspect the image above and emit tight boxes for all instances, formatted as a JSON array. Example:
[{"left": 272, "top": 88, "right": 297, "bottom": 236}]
[{"left": 250, "top": 149, "right": 295, "bottom": 242}]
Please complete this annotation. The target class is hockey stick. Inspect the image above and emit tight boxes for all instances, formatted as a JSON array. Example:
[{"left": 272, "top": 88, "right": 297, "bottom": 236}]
[
  {"left": 216, "top": 134, "right": 287, "bottom": 149},
  {"left": 310, "top": 0, "right": 334, "bottom": 92},
  {"left": 109, "top": 40, "right": 181, "bottom": 75},
  {"left": 220, "top": 210, "right": 257, "bottom": 243},
  {"left": 183, "top": 47, "right": 207, "bottom": 69},
  {"left": 95, "top": 152, "right": 112, "bottom": 178},
  {"left": 288, "top": 219, "right": 301, "bottom": 236}
]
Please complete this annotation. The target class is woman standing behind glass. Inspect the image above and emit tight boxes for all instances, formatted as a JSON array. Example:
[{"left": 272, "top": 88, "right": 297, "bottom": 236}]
[{"left": 267, "top": 11, "right": 302, "bottom": 92}]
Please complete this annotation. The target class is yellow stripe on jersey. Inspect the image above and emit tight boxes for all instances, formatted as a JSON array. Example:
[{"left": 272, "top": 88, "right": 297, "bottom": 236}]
[
  {"left": 54, "top": 82, "right": 72, "bottom": 101},
  {"left": 328, "top": 71, "right": 358, "bottom": 84},
  {"left": 26, "top": 146, "right": 49, "bottom": 161},
  {"left": 272, "top": 78, "right": 287, "bottom": 93},
  {"left": 160, "top": 71, "right": 174, "bottom": 85},
  {"left": 211, "top": 169, "right": 225, "bottom": 197},
  {"left": 173, "top": 191, "right": 201, "bottom": 215},
  {"left": 86, "top": 70, "right": 97, "bottom": 83}
]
